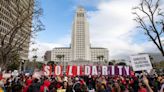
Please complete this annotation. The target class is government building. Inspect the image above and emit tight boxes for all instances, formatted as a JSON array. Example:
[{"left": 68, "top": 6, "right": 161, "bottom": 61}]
[{"left": 51, "top": 7, "right": 109, "bottom": 65}]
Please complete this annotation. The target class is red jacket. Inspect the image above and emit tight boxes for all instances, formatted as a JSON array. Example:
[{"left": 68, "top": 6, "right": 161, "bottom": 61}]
[
  {"left": 40, "top": 80, "right": 51, "bottom": 92},
  {"left": 23, "top": 79, "right": 32, "bottom": 92}
]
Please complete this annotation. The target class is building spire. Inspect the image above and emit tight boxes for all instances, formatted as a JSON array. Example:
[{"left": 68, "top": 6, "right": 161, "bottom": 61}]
[{"left": 76, "top": 6, "right": 85, "bottom": 13}]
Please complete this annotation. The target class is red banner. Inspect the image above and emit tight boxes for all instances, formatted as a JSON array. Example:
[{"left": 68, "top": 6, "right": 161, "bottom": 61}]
[
  {"left": 43, "top": 65, "right": 52, "bottom": 76},
  {"left": 43, "top": 65, "right": 131, "bottom": 76},
  {"left": 54, "top": 65, "right": 63, "bottom": 76},
  {"left": 66, "top": 65, "right": 83, "bottom": 76}
]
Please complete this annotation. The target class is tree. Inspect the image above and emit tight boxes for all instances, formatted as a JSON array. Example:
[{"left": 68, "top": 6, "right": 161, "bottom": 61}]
[
  {"left": 7, "top": 53, "right": 20, "bottom": 71},
  {"left": 32, "top": 55, "right": 38, "bottom": 70},
  {"left": 133, "top": 0, "right": 164, "bottom": 56},
  {"left": 47, "top": 61, "right": 54, "bottom": 71},
  {"left": 109, "top": 60, "right": 116, "bottom": 65},
  {"left": 0, "top": 0, "right": 44, "bottom": 69},
  {"left": 108, "top": 62, "right": 114, "bottom": 65},
  {"left": 25, "top": 61, "right": 43, "bottom": 71},
  {"left": 104, "top": 59, "right": 108, "bottom": 64},
  {"left": 47, "top": 61, "right": 55, "bottom": 65},
  {"left": 116, "top": 62, "right": 127, "bottom": 66},
  {"left": 97, "top": 55, "right": 104, "bottom": 64},
  {"left": 56, "top": 55, "right": 65, "bottom": 72},
  {"left": 56, "top": 55, "right": 65, "bottom": 64}
]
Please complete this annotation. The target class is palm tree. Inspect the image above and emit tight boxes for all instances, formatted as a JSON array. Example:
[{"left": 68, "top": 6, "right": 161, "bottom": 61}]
[
  {"left": 97, "top": 55, "right": 104, "bottom": 64},
  {"left": 104, "top": 59, "right": 108, "bottom": 64},
  {"left": 110, "top": 60, "right": 116, "bottom": 65},
  {"left": 108, "top": 62, "right": 114, "bottom": 65},
  {"left": 56, "top": 55, "right": 64, "bottom": 64},
  {"left": 56, "top": 54, "right": 65, "bottom": 72},
  {"left": 116, "top": 62, "right": 126, "bottom": 66}
]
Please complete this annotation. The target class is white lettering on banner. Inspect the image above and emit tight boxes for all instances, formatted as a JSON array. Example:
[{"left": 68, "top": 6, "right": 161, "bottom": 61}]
[
  {"left": 43, "top": 65, "right": 132, "bottom": 76},
  {"left": 68, "top": 66, "right": 73, "bottom": 76},
  {"left": 44, "top": 66, "right": 50, "bottom": 76},
  {"left": 124, "top": 66, "right": 130, "bottom": 75},
  {"left": 92, "top": 66, "right": 98, "bottom": 75},
  {"left": 77, "top": 66, "right": 80, "bottom": 75},
  {"left": 118, "top": 66, "right": 123, "bottom": 75},
  {"left": 85, "top": 66, "right": 91, "bottom": 75},
  {"left": 55, "top": 66, "right": 61, "bottom": 76},
  {"left": 102, "top": 66, "right": 108, "bottom": 75},
  {"left": 111, "top": 66, "right": 115, "bottom": 75}
]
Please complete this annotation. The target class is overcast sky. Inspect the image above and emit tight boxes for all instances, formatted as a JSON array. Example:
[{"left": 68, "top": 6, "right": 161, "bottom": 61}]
[{"left": 29, "top": 0, "right": 164, "bottom": 61}]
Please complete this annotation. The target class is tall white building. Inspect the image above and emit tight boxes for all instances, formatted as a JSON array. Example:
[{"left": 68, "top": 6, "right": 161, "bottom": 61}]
[
  {"left": 51, "top": 7, "right": 109, "bottom": 65},
  {"left": 71, "top": 7, "right": 91, "bottom": 61}
]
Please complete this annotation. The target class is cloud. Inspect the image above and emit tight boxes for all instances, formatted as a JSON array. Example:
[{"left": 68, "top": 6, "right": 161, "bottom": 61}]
[
  {"left": 88, "top": 0, "right": 161, "bottom": 60},
  {"left": 30, "top": 0, "right": 163, "bottom": 61},
  {"left": 28, "top": 35, "right": 70, "bottom": 61},
  {"left": 71, "top": 0, "right": 103, "bottom": 7},
  {"left": 28, "top": 42, "right": 62, "bottom": 61}
]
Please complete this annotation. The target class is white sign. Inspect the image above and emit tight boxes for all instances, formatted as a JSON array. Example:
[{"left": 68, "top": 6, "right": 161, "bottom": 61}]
[
  {"left": 130, "top": 54, "right": 153, "bottom": 71},
  {"left": 2, "top": 73, "right": 11, "bottom": 78},
  {"left": 12, "top": 70, "right": 19, "bottom": 77}
]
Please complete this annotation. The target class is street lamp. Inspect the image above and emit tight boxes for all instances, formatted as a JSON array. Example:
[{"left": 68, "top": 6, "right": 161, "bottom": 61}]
[{"left": 18, "top": 47, "right": 23, "bottom": 72}]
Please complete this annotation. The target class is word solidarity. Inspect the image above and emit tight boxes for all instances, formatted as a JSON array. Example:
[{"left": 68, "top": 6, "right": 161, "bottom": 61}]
[{"left": 43, "top": 65, "right": 131, "bottom": 76}]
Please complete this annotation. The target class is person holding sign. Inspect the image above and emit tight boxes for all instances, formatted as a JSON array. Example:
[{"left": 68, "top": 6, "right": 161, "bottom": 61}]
[{"left": 142, "top": 76, "right": 153, "bottom": 92}]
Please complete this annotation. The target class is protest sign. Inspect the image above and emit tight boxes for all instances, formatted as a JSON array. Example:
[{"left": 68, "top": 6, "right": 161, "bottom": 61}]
[
  {"left": 130, "top": 54, "right": 153, "bottom": 71},
  {"left": 54, "top": 65, "right": 63, "bottom": 76},
  {"left": 66, "top": 65, "right": 83, "bottom": 76},
  {"left": 43, "top": 65, "right": 52, "bottom": 76},
  {"left": 2, "top": 73, "right": 11, "bottom": 78},
  {"left": 43, "top": 65, "right": 131, "bottom": 76}
]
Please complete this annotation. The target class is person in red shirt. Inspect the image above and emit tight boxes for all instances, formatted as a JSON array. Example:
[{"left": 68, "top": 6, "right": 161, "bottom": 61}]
[
  {"left": 23, "top": 79, "right": 32, "bottom": 92},
  {"left": 40, "top": 79, "right": 51, "bottom": 92},
  {"left": 138, "top": 82, "right": 147, "bottom": 92}
]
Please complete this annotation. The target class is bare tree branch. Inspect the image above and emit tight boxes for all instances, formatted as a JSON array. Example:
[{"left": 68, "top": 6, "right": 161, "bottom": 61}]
[
  {"left": 0, "top": 0, "right": 44, "bottom": 69},
  {"left": 133, "top": 0, "right": 164, "bottom": 56}
]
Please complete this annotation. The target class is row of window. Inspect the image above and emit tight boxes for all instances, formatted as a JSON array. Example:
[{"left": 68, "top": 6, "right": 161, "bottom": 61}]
[
  {"left": 0, "top": 4, "right": 18, "bottom": 19},
  {"left": 0, "top": 26, "right": 9, "bottom": 34},
  {"left": 76, "top": 21, "right": 84, "bottom": 24},
  {"left": 77, "top": 13, "right": 84, "bottom": 17},
  {"left": 0, "top": 18, "right": 12, "bottom": 31}
]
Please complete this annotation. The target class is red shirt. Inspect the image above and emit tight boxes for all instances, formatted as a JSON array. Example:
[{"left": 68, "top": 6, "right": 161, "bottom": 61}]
[{"left": 138, "top": 88, "right": 147, "bottom": 92}]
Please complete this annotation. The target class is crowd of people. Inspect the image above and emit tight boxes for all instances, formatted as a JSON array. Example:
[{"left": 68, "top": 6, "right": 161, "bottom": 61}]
[{"left": 0, "top": 72, "right": 163, "bottom": 92}]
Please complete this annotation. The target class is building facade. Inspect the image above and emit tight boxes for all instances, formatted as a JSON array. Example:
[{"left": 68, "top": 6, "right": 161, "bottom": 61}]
[
  {"left": 44, "top": 51, "right": 52, "bottom": 61},
  {"left": 51, "top": 7, "right": 109, "bottom": 65},
  {"left": 0, "top": 0, "right": 33, "bottom": 61}
]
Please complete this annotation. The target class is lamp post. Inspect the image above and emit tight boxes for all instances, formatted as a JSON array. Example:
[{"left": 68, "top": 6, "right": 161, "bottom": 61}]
[
  {"left": 56, "top": 55, "right": 65, "bottom": 74},
  {"left": 32, "top": 55, "right": 38, "bottom": 70},
  {"left": 61, "top": 55, "right": 65, "bottom": 74},
  {"left": 18, "top": 47, "right": 23, "bottom": 72},
  {"left": 32, "top": 48, "right": 38, "bottom": 71}
]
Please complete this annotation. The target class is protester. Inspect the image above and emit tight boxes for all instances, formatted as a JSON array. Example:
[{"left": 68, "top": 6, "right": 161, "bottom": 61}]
[{"left": 0, "top": 70, "right": 163, "bottom": 92}]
